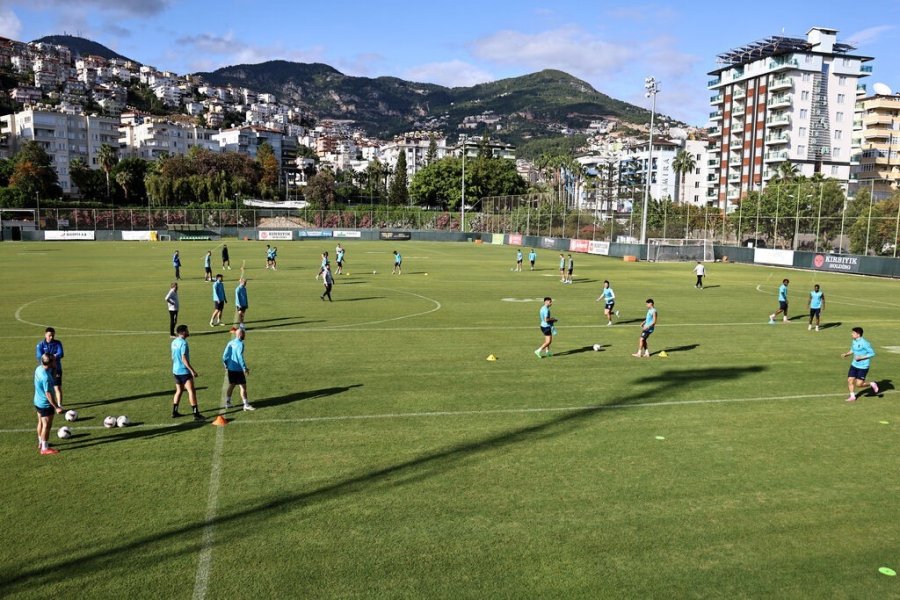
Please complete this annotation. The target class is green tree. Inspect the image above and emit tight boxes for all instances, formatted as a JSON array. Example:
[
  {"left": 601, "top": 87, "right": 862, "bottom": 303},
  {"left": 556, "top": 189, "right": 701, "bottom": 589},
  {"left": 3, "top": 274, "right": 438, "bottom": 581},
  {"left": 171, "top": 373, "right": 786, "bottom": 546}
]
[
  {"left": 848, "top": 192, "right": 899, "bottom": 255},
  {"left": 98, "top": 143, "right": 118, "bottom": 200},
  {"left": 256, "top": 142, "right": 280, "bottom": 199},
  {"left": 389, "top": 151, "right": 409, "bottom": 205},
  {"left": 305, "top": 168, "right": 336, "bottom": 209},
  {"left": 69, "top": 157, "right": 106, "bottom": 200},
  {"left": 8, "top": 141, "right": 60, "bottom": 201},
  {"left": 426, "top": 134, "right": 438, "bottom": 165}
]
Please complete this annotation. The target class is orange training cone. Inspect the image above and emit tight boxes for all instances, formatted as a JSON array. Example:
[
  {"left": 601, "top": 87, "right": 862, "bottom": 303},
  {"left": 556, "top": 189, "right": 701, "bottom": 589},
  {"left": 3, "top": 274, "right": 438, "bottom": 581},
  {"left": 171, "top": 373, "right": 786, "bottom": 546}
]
[{"left": 212, "top": 414, "right": 228, "bottom": 426}]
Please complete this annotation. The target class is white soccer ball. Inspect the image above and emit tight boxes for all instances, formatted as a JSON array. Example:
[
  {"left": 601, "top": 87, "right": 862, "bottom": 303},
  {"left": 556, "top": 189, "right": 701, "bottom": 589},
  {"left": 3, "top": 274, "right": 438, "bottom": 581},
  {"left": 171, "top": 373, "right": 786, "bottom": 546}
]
[
  {"left": 103, "top": 416, "right": 117, "bottom": 428},
  {"left": 116, "top": 415, "right": 130, "bottom": 428},
  {"left": 57, "top": 426, "right": 72, "bottom": 439},
  {"left": 64, "top": 409, "right": 78, "bottom": 422},
  {"left": 593, "top": 344, "right": 602, "bottom": 352}
]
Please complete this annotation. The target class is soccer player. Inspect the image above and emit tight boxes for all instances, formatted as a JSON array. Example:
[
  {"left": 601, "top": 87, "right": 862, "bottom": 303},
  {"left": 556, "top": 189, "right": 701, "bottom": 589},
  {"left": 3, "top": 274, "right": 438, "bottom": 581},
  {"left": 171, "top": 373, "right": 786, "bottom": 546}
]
[
  {"left": 596, "top": 280, "right": 619, "bottom": 326},
  {"left": 235, "top": 278, "right": 248, "bottom": 325},
  {"left": 223, "top": 326, "right": 254, "bottom": 411},
  {"left": 271, "top": 246, "right": 278, "bottom": 270},
  {"left": 320, "top": 264, "right": 334, "bottom": 301},
  {"left": 565, "top": 254, "right": 574, "bottom": 284},
  {"left": 172, "top": 250, "right": 181, "bottom": 280},
  {"left": 221, "top": 244, "right": 231, "bottom": 270},
  {"left": 204, "top": 251, "right": 213, "bottom": 281},
  {"left": 265, "top": 245, "right": 273, "bottom": 269},
  {"left": 558, "top": 253, "right": 566, "bottom": 282},
  {"left": 528, "top": 248, "right": 537, "bottom": 271},
  {"left": 515, "top": 249, "right": 523, "bottom": 272},
  {"left": 316, "top": 251, "right": 329, "bottom": 280},
  {"left": 210, "top": 274, "right": 226, "bottom": 326},
  {"left": 693, "top": 261, "right": 706, "bottom": 289},
  {"left": 808, "top": 284, "right": 825, "bottom": 331},
  {"left": 633, "top": 298, "right": 657, "bottom": 358},
  {"left": 841, "top": 327, "right": 879, "bottom": 402},
  {"left": 336, "top": 244, "right": 345, "bottom": 275},
  {"left": 35, "top": 327, "right": 64, "bottom": 408},
  {"left": 165, "top": 282, "right": 179, "bottom": 337},
  {"left": 392, "top": 250, "right": 402, "bottom": 275},
  {"left": 535, "top": 297, "right": 557, "bottom": 358},
  {"left": 171, "top": 324, "right": 204, "bottom": 420},
  {"left": 34, "top": 353, "right": 63, "bottom": 455},
  {"left": 769, "top": 278, "right": 790, "bottom": 324}
]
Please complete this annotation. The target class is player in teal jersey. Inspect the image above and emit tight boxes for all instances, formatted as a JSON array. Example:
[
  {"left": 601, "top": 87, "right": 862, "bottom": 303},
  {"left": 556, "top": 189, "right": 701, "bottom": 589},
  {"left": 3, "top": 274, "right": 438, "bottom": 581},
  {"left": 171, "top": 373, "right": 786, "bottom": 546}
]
[
  {"left": 769, "top": 278, "right": 790, "bottom": 324},
  {"left": 515, "top": 249, "right": 523, "bottom": 272},
  {"left": 528, "top": 249, "right": 537, "bottom": 270},
  {"left": 392, "top": 251, "right": 402, "bottom": 275},
  {"left": 235, "top": 278, "right": 248, "bottom": 325},
  {"left": 596, "top": 280, "right": 619, "bottom": 326},
  {"left": 807, "top": 284, "right": 825, "bottom": 331},
  {"left": 223, "top": 326, "right": 254, "bottom": 411},
  {"left": 204, "top": 251, "right": 212, "bottom": 281},
  {"left": 210, "top": 274, "right": 226, "bottom": 327},
  {"left": 170, "top": 325, "right": 204, "bottom": 420},
  {"left": 841, "top": 327, "right": 879, "bottom": 402},
  {"left": 633, "top": 298, "right": 657, "bottom": 358},
  {"left": 558, "top": 254, "right": 566, "bottom": 282},
  {"left": 34, "top": 354, "right": 63, "bottom": 455},
  {"left": 535, "top": 297, "right": 557, "bottom": 358}
]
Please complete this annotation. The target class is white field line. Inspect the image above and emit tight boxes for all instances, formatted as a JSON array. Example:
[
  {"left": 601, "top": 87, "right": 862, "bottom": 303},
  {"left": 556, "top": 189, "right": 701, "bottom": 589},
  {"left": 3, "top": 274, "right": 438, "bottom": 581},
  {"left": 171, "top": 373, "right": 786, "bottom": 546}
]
[
  {"left": 1, "top": 390, "right": 893, "bottom": 435},
  {"left": 192, "top": 423, "right": 225, "bottom": 600}
]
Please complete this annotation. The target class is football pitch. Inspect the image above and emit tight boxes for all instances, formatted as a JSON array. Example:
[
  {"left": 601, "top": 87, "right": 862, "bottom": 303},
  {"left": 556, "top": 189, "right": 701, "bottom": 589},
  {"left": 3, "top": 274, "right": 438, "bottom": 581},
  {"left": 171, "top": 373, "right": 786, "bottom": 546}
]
[{"left": 1, "top": 240, "right": 898, "bottom": 599}]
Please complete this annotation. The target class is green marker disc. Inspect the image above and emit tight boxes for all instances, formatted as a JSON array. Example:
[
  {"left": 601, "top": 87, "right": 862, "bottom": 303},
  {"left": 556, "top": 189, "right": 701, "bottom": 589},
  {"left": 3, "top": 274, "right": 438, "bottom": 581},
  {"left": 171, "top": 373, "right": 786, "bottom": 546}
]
[
  {"left": 655, "top": 436, "right": 666, "bottom": 440},
  {"left": 878, "top": 567, "right": 896, "bottom": 576},
  {"left": 879, "top": 421, "right": 890, "bottom": 425}
]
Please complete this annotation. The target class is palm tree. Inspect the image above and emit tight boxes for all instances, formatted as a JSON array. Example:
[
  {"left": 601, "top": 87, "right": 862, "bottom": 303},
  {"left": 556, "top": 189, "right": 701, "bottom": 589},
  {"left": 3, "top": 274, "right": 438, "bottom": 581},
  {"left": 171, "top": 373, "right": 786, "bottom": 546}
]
[
  {"left": 97, "top": 144, "right": 118, "bottom": 200},
  {"left": 775, "top": 160, "right": 799, "bottom": 182},
  {"left": 673, "top": 150, "right": 696, "bottom": 238}
]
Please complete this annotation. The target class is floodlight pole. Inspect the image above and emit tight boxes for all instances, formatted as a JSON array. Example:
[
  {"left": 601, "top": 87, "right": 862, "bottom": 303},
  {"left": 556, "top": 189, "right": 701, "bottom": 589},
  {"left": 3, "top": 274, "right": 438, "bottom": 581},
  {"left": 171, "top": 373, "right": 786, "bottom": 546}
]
[
  {"left": 461, "top": 134, "right": 467, "bottom": 233},
  {"left": 640, "top": 77, "right": 659, "bottom": 245}
]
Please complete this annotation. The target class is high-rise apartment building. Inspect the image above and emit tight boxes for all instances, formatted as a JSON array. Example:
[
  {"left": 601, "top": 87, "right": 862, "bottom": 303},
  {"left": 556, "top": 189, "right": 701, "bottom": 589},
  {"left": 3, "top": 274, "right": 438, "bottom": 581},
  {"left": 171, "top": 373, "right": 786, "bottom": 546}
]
[
  {"left": 707, "top": 27, "right": 872, "bottom": 209},
  {"left": 850, "top": 90, "right": 900, "bottom": 200}
]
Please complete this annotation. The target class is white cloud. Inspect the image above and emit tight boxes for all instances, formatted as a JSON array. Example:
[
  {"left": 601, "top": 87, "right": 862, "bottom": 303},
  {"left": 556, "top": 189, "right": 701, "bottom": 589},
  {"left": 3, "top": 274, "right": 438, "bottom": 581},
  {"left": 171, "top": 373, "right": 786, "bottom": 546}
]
[
  {"left": 0, "top": 8, "right": 22, "bottom": 39},
  {"left": 845, "top": 25, "right": 894, "bottom": 46},
  {"left": 174, "top": 32, "right": 326, "bottom": 70},
  {"left": 402, "top": 60, "right": 494, "bottom": 88},
  {"left": 11, "top": 0, "right": 169, "bottom": 17}
]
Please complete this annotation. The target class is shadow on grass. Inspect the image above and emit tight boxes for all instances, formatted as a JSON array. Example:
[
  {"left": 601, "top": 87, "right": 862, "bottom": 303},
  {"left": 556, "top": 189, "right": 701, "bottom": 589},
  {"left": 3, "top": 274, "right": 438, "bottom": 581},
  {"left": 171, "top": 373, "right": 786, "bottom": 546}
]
[
  {"left": 615, "top": 318, "right": 644, "bottom": 325},
  {"left": 555, "top": 345, "right": 605, "bottom": 356},
  {"left": 572, "top": 278, "right": 598, "bottom": 285},
  {"left": 253, "top": 384, "right": 363, "bottom": 409},
  {"left": 71, "top": 389, "right": 207, "bottom": 410},
  {"left": 243, "top": 316, "right": 297, "bottom": 325},
  {"left": 872, "top": 378, "right": 892, "bottom": 397},
  {"left": 339, "top": 297, "right": 384, "bottom": 302},
  {"left": 56, "top": 420, "right": 206, "bottom": 451},
  {"left": 700, "top": 284, "right": 720, "bottom": 289},
  {"left": 819, "top": 322, "right": 842, "bottom": 330},
  {"left": 247, "top": 320, "right": 325, "bottom": 331},
  {"left": 1, "top": 367, "right": 765, "bottom": 593},
  {"left": 656, "top": 344, "right": 699, "bottom": 355}
]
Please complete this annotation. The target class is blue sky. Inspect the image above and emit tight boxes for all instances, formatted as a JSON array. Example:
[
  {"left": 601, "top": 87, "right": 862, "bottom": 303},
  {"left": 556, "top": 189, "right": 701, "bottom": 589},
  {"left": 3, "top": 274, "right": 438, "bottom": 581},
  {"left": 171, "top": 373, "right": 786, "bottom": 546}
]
[{"left": 2, "top": 0, "right": 899, "bottom": 126}]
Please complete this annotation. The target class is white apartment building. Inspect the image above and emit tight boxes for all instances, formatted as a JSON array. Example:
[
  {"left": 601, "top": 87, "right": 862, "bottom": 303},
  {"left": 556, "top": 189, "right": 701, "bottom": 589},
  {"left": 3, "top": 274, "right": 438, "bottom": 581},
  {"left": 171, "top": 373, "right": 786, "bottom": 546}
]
[
  {"left": 618, "top": 139, "right": 681, "bottom": 203},
  {"left": 850, "top": 89, "right": 900, "bottom": 200},
  {"left": 0, "top": 108, "right": 119, "bottom": 194},
  {"left": 681, "top": 138, "right": 714, "bottom": 206},
  {"left": 707, "top": 27, "right": 872, "bottom": 209},
  {"left": 213, "top": 126, "right": 284, "bottom": 168},
  {"left": 119, "top": 115, "right": 219, "bottom": 160}
]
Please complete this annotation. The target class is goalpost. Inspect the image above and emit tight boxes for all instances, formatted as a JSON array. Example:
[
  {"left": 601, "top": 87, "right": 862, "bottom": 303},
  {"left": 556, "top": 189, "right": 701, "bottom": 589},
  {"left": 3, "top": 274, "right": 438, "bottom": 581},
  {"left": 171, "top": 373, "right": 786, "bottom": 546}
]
[{"left": 647, "top": 238, "right": 714, "bottom": 262}]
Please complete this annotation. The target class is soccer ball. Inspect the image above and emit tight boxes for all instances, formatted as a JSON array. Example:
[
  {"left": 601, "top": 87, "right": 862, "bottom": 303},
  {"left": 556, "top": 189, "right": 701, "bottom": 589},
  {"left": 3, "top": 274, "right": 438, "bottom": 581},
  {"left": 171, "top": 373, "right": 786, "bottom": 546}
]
[
  {"left": 103, "top": 416, "right": 117, "bottom": 428},
  {"left": 593, "top": 344, "right": 602, "bottom": 352},
  {"left": 57, "top": 426, "right": 72, "bottom": 439},
  {"left": 116, "top": 415, "right": 130, "bottom": 428},
  {"left": 64, "top": 409, "right": 78, "bottom": 422},
  {"left": 372, "top": 270, "right": 377, "bottom": 274}
]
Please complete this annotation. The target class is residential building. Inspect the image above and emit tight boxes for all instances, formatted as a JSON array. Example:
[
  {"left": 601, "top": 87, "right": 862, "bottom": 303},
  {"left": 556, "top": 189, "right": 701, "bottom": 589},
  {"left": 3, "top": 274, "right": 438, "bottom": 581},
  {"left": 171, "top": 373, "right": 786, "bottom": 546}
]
[
  {"left": 0, "top": 108, "right": 119, "bottom": 194},
  {"left": 381, "top": 132, "right": 449, "bottom": 179},
  {"left": 213, "top": 126, "right": 284, "bottom": 168},
  {"left": 708, "top": 27, "right": 873, "bottom": 210},
  {"left": 850, "top": 90, "right": 900, "bottom": 200},
  {"left": 119, "top": 114, "right": 219, "bottom": 160},
  {"left": 680, "top": 138, "right": 714, "bottom": 206}
]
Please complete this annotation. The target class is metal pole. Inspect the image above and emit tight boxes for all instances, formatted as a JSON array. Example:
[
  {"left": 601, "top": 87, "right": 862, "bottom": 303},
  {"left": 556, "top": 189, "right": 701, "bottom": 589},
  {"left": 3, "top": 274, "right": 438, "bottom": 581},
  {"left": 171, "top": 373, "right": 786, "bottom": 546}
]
[
  {"left": 640, "top": 78, "right": 658, "bottom": 244},
  {"left": 36, "top": 192, "right": 40, "bottom": 230},
  {"left": 815, "top": 182, "right": 823, "bottom": 252},
  {"left": 461, "top": 135, "right": 466, "bottom": 232},
  {"left": 894, "top": 195, "right": 899, "bottom": 258},
  {"left": 774, "top": 184, "right": 781, "bottom": 248},
  {"left": 864, "top": 179, "right": 874, "bottom": 255}
]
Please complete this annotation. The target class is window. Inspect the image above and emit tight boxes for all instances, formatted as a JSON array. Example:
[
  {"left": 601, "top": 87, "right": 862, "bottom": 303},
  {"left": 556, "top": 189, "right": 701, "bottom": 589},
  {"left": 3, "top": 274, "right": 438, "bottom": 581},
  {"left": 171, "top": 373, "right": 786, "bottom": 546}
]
[
  {"left": 801, "top": 91, "right": 810, "bottom": 101},
  {"left": 837, "top": 94, "right": 846, "bottom": 104},
  {"left": 834, "top": 130, "right": 842, "bottom": 140},
  {"left": 832, "top": 148, "right": 841, "bottom": 158},
  {"left": 798, "top": 145, "right": 806, "bottom": 155},
  {"left": 694, "top": 195, "right": 699, "bottom": 202},
  {"left": 694, "top": 181, "right": 699, "bottom": 188},
  {"left": 835, "top": 111, "right": 843, "bottom": 122},
  {"left": 799, "top": 127, "right": 807, "bottom": 137},
  {"left": 802, "top": 73, "right": 811, "bottom": 82},
  {"left": 805, "top": 54, "right": 813, "bottom": 63},
  {"left": 831, "top": 166, "right": 839, "bottom": 175},
  {"left": 800, "top": 109, "right": 808, "bottom": 119},
  {"left": 839, "top": 76, "right": 847, "bottom": 86}
]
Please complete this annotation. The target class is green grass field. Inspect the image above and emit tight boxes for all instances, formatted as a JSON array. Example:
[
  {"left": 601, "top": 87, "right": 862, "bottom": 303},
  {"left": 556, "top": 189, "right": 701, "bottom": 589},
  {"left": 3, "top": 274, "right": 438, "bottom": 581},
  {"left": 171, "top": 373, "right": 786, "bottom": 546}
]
[{"left": 1, "top": 240, "right": 898, "bottom": 599}]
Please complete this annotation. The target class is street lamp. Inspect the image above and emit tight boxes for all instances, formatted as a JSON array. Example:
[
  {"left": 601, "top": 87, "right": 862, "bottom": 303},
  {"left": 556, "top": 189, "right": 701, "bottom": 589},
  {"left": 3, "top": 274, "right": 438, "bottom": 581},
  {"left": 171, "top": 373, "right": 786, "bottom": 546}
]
[
  {"left": 639, "top": 76, "right": 660, "bottom": 245},
  {"left": 460, "top": 134, "right": 467, "bottom": 232}
]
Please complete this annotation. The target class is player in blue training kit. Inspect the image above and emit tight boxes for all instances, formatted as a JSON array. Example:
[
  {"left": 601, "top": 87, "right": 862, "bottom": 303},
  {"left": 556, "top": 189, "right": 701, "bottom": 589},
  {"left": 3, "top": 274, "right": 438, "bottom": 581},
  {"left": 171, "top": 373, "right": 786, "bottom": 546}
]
[
  {"left": 515, "top": 249, "right": 523, "bottom": 272},
  {"left": 842, "top": 327, "right": 879, "bottom": 402},
  {"left": 535, "top": 297, "right": 557, "bottom": 358},
  {"left": 210, "top": 274, "right": 226, "bottom": 326},
  {"left": 336, "top": 244, "right": 345, "bottom": 275},
  {"left": 235, "top": 278, "right": 248, "bottom": 325},
  {"left": 34, "top": 353, "right": 63, "bottom": 455},
  {"left": 596, "top": 280, "right": 619, "bottom": 326},
  {"left": 171, "top": 324, "right": 204, "bottom": 420},
  {"left": 528, "top": 249, "right": 537, "bottom": 271},
  {"left": 392, "top": 251, "right": 402, "bottom": 274},
  {"left": 223, "top": 326, "right": 254, "bottom": 411},
  {"left": 172, "top": 250, "right": 181, "bottom": 280},
  {"left": 633, "top": 298, "right": 657, "bottom": 358},
  {"left": 769, "top": 278, "right": 790, "bottom": 323},
  {"left": 807, "top": 284, "right": 825, "bottom": 331},
  {"left": 35, "top": 326, "right": 64, "bottom": 408},
  {"left": 204, "top": 251, "right": 212, "bottom": 281},
  {"left": 558, "top": 254, "right": 566, "bottom": 282}
]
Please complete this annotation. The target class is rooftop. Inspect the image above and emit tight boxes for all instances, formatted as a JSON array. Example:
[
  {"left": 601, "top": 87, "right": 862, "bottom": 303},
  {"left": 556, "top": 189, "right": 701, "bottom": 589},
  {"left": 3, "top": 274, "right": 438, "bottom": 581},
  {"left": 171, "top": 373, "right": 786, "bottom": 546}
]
[{"left": 715, "top": 35, "right": 858, "bottom": 67}]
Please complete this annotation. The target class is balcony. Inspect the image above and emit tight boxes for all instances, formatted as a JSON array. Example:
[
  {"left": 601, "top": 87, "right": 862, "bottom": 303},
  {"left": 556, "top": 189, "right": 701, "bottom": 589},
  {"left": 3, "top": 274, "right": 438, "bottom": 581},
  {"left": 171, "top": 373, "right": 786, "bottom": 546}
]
[
  {"left": 769, "top": 58, "right": 799, "bottom": 71},
  {"left": 766, "top": 114, "right": 791, "bottom": 128},
  {"left": 861, "top": 65, "right": 873, "bottom": 74},
  {"left": 730, "top": 135, "right": 744, "bottom": 148},
  {"left": 767, "top": 94, "right": 793, "bottom": 109},
  {"left": 769, "top": 76, "right": 793, "bottom": 91},
  {"left": 764, "top": 151, "right": 789, "bottom": 162},
  {"left": 857, "top": 83, "right": 867, "bottom": 94},
  {"left": 728, "top": 171, "right": 741, "bottom": 182},
  {"left": 727, "top": 189, "right": 741, "bottom": 200},
  {"left": 707, "top": 173, "right": 719, "bottom": 182},
  {"left": 732, "top": 103, "right": 746, "bottom": 117},
  {"left": 765, "top": 133, "right": 790, "bottom": 145},
  {"left": 709, "top": 110, "right": 723, "bottom": 121},
  {"left": 709, "top": 127, "right": 722, "bottom": 137},
  {"left": 710, "top": 93, "right": 724, "bottom": 104},
  {"left": 708, "top": 77, "right": 722, "bottom": 87},
  {"left": 729, "top": 155, "right": 743, "bottom": 167},
  {"left": 708, "top": 141, "right": 721, "bottom": 151},
  {"left": 731, "top": 69, "right": 745, "bottom": 81}
]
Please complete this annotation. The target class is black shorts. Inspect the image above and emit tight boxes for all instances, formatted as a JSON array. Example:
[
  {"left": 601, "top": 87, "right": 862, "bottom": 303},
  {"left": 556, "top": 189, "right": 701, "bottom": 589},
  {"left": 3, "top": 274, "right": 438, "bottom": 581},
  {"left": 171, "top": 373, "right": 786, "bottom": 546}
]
[
  {"left": 640, "top": 329, "right": 654, "bottom": 340},
  {"left": 205, "top": 267, "right": 212, "bottom": 274},
  {"left": 237, "top": 305, "right": 248, "bottom": 312},
  {"left": 174, "top": 373, "right": 194, "bottom": 386},
  {"left": 809, "top": 308, "right": 821, "bottom": 318},
  {"left": 337, "top": 260, "right": 343, "bottom": 266},
  {"left": 848, "top": 366, "right": 869, "bottom": 380},
  {"left": 35, "top": 405, "right": 54, "bottom": 417},
  {"left": 517, "top": 259, "right": 523, "bottom": 264},
  {"left": 567, "top": 269, "right": 573, "bottom": 275},
  {"left": 541, "top": 325, "right": 553, "bottom": 336},
  {"left": 214, "top": 301, "right": 225, "bottom": 311},
  {"left": 53, "top": 373, "right": 63, "bottom": 387},
  {"left": 605, "top": 302, "right": 615, "bottom": 311},
  {"left": 779, "top": 301, "right": 788, "bottom": 311},
  {"left": 227, "top": 370, "right": 246, "bottom": 385}
]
